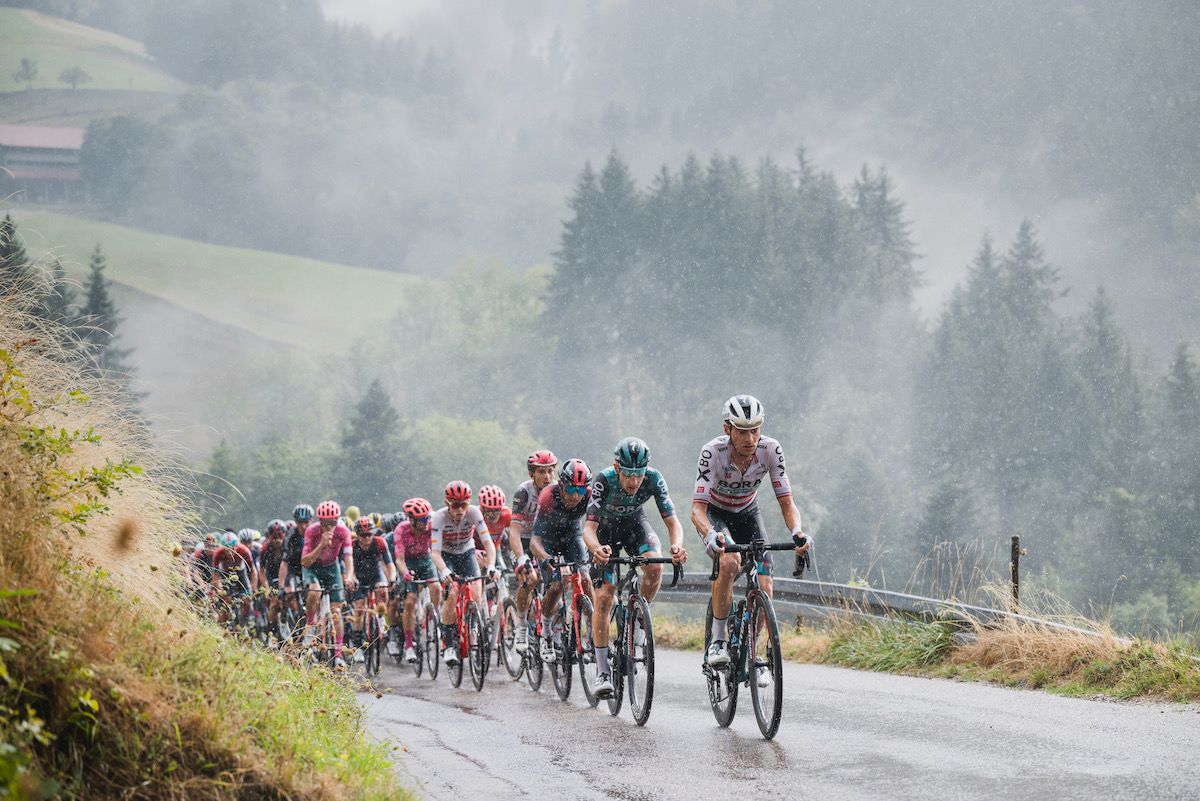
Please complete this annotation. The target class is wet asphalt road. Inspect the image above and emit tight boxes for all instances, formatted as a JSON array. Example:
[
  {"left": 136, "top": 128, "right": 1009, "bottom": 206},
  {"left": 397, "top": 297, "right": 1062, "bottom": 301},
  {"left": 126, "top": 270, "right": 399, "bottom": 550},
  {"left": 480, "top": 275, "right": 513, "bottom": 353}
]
[{"left": 361, "top": 648, "right": 1200, "bottom": 801}]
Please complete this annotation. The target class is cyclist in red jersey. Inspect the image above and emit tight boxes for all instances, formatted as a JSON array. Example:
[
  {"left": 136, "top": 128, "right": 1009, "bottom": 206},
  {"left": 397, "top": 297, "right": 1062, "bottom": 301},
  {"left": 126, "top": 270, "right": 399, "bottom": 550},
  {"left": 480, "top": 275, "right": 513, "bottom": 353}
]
[
  {"left": 212, "top": 531, "right": 259, "bottom": 623},
  {"left": 692, "top": 395, "right": 810, "bottom": 668},
  {"left": 509, "top": 450, "right": 557, "bottom": 653},
  {"left": 475, "top": 485, "right": 512, "bottom": 572},
  {"left": 349, "top": 515, "right": 396, "bottom": 663}
]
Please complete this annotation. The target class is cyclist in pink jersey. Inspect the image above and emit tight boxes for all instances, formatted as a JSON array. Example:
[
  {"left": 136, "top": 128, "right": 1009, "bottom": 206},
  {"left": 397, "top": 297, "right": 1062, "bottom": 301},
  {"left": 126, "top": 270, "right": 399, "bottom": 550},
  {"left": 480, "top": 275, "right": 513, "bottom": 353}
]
[
  {"left": 430, "top": 481, "right": 497, "bottom": 665},
  {"left": 300, "top": 500, "right": 357, "bottom": 670},
  {"left": 691, "top": 395, "right": 811, "bottom": 668},
  {"left": 391, "top": 498, "right": 442, "bottom": 662}
]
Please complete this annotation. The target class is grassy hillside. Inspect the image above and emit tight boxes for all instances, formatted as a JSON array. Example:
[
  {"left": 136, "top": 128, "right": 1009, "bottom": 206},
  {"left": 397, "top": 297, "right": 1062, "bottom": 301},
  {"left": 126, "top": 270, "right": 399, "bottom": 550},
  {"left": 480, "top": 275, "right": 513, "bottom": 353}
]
[
  {"left": 0, "top": 7, "right": 182, "bottom": 93},
  {"left": 14, "top": 213, "right": 426, "bottom": 355},
  {"left": 0, "top": 7, "right": 182, "bottom": 126}
]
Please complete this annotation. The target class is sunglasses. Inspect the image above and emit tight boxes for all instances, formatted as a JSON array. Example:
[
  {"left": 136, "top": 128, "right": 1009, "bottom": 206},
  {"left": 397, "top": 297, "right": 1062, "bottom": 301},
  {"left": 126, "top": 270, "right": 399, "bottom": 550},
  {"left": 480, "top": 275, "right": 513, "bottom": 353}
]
[
  {"left": 410, "top": 515, "right": 430, "bottom": 525},
  {"left": 618, "top": 468, "right": 646, "bottom": 477},
  {"left": 563, "top": 484, "right": 588, "bottom": 495},
  {"left": 448, "top": 500, "right": 469, "bottom": 510}
]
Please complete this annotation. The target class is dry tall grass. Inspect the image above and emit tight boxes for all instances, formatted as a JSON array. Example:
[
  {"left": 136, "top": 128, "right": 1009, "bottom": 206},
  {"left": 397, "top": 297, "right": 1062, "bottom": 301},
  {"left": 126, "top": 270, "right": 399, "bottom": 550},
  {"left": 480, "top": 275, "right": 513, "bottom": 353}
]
[{"left": 1, "top": 284, "right": 408, "bottom": 800}]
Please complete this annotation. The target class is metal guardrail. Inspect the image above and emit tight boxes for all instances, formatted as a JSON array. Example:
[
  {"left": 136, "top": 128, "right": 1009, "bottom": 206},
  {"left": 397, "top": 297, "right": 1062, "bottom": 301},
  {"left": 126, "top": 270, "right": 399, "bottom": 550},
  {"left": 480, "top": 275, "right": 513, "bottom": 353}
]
[{"left": 658, "top": 571, "right": 1113, "bottom": 640}]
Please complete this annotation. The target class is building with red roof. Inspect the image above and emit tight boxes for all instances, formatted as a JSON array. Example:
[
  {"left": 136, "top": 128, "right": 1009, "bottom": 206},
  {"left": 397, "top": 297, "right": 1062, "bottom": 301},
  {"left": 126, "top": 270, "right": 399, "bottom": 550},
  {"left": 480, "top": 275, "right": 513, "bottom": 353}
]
[{"left": 0, "top": 124, "right": 87, "bottom": 203}]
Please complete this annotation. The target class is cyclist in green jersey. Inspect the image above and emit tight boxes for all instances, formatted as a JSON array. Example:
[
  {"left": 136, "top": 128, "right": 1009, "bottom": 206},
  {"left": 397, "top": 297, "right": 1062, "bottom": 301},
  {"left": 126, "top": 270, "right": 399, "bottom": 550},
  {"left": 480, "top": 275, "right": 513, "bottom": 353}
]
[{"left": 582, "top": 437, "right": 687, "bottom": 697}]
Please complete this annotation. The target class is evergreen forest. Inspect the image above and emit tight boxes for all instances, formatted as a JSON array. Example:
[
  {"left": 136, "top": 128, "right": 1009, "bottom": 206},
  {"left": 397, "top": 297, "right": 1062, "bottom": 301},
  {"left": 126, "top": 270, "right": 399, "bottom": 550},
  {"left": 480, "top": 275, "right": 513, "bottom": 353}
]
[{"left": 3, "top": 1, "right": 1200, "bottom": 640}]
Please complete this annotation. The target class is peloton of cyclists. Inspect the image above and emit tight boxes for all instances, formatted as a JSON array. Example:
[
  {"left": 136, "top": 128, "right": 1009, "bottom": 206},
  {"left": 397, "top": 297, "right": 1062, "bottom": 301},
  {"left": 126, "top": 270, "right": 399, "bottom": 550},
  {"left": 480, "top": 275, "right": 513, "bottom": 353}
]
[
  {"left": 583, "top": 437, "right": 688, "bottom": 697},
  {"left": 692, "top": 394, "right": 810, "bottom": 670}
]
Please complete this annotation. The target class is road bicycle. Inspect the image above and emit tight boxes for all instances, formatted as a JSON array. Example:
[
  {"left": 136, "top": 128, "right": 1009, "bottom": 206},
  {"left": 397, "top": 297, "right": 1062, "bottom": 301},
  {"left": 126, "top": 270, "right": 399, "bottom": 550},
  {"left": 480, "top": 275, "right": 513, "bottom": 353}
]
[
  {"left": 598, "top": 554, "right": 682, "bottom": 725},
  {"left": 394, "top": 577, "right": 441, "bottom": 679},
  {"left": 442, "top": 573, "right": 489, "bottom": 691},
  {"left": 484, "top": 565, "right": 526, "bottom": 681},
  {"left": 542, "top": 557, "right": 595, "bottom": 703},
  {"left": 354, "top": 587, "right": 385, "bottom": 677},
  {"left": 522, "top": 562, "right": 547, "bottom": 691},
  {"left": 702, "top": 534, "right": 809, "bottom": 739}
]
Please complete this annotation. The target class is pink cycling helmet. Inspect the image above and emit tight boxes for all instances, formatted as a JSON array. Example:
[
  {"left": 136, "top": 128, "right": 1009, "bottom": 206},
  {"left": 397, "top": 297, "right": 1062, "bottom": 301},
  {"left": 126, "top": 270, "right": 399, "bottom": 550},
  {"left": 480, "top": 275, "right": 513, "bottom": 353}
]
[
  {"left": 478, "top": 485, "right": 506, "bottom": 510},
  {"left": 316, "top": 500, "right": 341, "bottom": 520},
  {"left": 444, "top": 481, "right": 472, "bottom": 503}
]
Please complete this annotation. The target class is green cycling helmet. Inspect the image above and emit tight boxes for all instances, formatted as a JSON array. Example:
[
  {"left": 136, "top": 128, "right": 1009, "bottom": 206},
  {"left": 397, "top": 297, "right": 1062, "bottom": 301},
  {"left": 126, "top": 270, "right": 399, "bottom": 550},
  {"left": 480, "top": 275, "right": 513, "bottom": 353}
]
[{"left": 614, "top": 437, "right": 650, "bottom": 475}]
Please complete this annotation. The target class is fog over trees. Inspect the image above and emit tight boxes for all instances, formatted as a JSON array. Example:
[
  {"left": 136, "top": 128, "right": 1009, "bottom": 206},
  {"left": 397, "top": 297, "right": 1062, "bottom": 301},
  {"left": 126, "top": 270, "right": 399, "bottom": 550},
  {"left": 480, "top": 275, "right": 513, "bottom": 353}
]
[{"left": 7, "top": 0, "right": 1200, "bottom": 637}]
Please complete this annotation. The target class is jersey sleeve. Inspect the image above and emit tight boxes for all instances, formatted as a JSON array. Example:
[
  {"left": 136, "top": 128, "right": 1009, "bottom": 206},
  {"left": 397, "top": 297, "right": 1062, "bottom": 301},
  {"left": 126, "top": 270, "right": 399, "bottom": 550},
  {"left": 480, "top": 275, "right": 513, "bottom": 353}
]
[
  {"left": 376, "top": 537, "right": 394, "bottom": 564},
  {"left": 511, "top": 485, "right": 530, "bottom": 521},
  {"left": 649, "top": 468, "right": 676, "bottom": 518},
  {"left": 585, "top": 473, "right": 610, "bottom": 523},
  {"left": 693, "top": 441, "right": 718, "bottom": 504},
  {"left": 429, "top": 513, "right": 444, "bottom": 552},
  {"left": 767, "top": 438, "right": 793, "bottom": 498}
]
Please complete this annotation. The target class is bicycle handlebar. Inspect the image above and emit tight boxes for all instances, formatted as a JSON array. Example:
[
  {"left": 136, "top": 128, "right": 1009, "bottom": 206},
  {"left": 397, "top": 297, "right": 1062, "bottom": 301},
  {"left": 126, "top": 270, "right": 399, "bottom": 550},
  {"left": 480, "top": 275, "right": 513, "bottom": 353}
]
[
  {"left": 607, "top": 555, "right": 684, "bottom": 588},
  {"left": 707, "top": 534, "right": 810, "bottom": 581}
]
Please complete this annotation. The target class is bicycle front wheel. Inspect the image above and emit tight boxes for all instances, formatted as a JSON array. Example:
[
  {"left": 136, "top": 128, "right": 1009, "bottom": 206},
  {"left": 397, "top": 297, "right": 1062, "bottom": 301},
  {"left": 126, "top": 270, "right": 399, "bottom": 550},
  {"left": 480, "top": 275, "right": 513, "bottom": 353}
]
[
  {"left": 704, "top": 599, "right": 738, "bottom": 727},
  {"left": 467, "top": 602, "right": 487, "bottom": 691},
  {"left": 748, "top": 591, "right": 784, "bottom": 740},
  {"left": 526, "top": 615, "right": 544, "bottom": 691},
  {"left": 550, "top": 606, "right": 572, "bottom": 701},
  {"left": 500, "top": 598, "right": 524, "bottom": 680},
  {"left": 607, "top": 604, "right": 624, "bottom": 717},
  {"left": 576, "top": 594, "right": 600, "bottom": 707},
  {"left": 628, "top": 595, "right": 655, "bottom": 726},
  {"left": 365, "top": 614, "right": 381, "bottom": 677},
  {"left": 423, "top": 603, "right": 441, "bottom": 680}
]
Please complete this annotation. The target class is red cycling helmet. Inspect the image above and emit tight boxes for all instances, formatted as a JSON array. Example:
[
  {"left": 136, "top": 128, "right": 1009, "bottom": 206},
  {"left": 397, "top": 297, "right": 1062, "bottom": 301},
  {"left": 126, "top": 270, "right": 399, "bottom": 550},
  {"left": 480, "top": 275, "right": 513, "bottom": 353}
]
[
  {"left": 403, "top": 497, "right": 433, "bottom": 518},
  {"left": 558, "top": 458, "right": 592, "bottom": 488},
  {"left": 316, "top": 500, "right": 341, "bottom": 520},
  {"left": 445, "top": 480, "right": 472, "bottom": 503},
  {"left": 265, "top": 519, "right": 287, "bottom": 537},
  {"left": 527, "top": 450, "right": 558, "bottom": 474},
  {"left": 355, "top": 516, "right": 374, "bottom": 535},
  {"left": 478, "top": 485, "right": 506, "bottom": 510}
]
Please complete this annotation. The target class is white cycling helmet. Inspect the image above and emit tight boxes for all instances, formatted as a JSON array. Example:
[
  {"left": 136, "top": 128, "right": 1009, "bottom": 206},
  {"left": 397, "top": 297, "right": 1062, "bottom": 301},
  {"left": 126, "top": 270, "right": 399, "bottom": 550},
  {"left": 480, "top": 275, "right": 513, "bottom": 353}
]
[{"left": 723, "top": 394, "right": 765, "bottom": 430}]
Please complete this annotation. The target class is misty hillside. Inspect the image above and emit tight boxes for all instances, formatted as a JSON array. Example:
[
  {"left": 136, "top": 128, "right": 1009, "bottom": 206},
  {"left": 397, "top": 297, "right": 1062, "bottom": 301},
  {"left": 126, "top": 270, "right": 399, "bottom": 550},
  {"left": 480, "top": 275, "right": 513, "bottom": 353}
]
[
  {"left": 5, "top": 1, "right": 1198, "bottom": 350},
  {"left": 5, "top": 1, "right": 1200, "bottom": 639}
]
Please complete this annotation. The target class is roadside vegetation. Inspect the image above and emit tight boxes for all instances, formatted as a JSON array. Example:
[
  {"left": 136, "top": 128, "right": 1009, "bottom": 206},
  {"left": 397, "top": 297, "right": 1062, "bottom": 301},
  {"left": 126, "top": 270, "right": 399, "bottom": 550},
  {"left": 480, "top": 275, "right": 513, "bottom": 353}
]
[
  {"left": 656, "top": 604, "right": 1200, "bottom": 703},
  {"left": 0, "top": 293, "right": 409, "bottom": 799}
]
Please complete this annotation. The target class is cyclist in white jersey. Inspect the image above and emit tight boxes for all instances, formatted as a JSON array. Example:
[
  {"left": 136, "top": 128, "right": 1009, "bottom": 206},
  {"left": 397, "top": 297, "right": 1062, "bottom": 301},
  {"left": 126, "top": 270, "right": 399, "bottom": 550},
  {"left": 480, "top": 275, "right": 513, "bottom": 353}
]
[
  {"left": 430, "top": 480, "right": 497, "bottom": 664},
  {"left": 691, "top": 394, "right": 811, "bottom": 668}
]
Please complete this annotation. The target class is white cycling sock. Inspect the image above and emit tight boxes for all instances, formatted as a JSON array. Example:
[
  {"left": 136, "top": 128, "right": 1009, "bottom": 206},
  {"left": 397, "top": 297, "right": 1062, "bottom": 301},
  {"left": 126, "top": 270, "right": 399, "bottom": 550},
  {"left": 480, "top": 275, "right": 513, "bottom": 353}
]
[
  {"left": 712, "top": 616, "right": 728, "bottom": 642},
  {"left": 595, "top": 646, "right": 608, "bottom": 672}
]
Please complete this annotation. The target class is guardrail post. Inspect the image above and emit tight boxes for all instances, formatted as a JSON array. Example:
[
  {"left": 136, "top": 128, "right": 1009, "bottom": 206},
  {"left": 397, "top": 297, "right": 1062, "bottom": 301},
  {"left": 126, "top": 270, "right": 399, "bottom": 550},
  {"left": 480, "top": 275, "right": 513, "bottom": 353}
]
[{"left": 1010, "top": 535, "right": 1020, "bottom": 612}]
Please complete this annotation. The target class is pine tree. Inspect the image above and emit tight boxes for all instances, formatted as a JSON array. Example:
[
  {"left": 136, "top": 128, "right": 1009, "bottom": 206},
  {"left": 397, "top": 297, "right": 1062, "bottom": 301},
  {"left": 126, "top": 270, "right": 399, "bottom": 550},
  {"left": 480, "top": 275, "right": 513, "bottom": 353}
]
[
  {"left": 0, "top": 213, "right": 35, "bottom": 300},
  {"left": 77, "top": 244, "right": 134, "bottom": 380},
  {"left": 335, "top": 379, "right": 404, "bottom": 512}
]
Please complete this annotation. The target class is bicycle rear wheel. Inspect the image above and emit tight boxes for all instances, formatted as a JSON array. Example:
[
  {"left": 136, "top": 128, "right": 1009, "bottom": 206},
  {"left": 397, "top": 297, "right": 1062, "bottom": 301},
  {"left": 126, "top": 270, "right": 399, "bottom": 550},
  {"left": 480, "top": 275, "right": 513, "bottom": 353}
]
[
  {"left": 526, "top": 616, "right": 544, "bottom": 691},
  {"left": 423, "top": 603, "right": 441, "bottom": 680},
  {"left": 628, "top": 595, "right": 655, "bottom": 726},
  {"left": 365, "top": 614, "right": 381, "bottom": 677},
  {"left": 550, "top": 606, "right": 571, "bottom": 701},
  {"left": 500, "top": 598, "right": 524, "bottom": 680},
  {"left": 607, "top": 604, "right": 624, "bottom": 717},
  {"left": 703, "top": 599, "right": 738, "bottom": 727},
  {"left": 748, "top": 592, "right": 784, "bottom": 739},
  {"left": 410, "top": 610, "right": 425, "bottom": 677},
  {"left": 576, "top": 595, "right": 601, "bottom": 707},
  {"left": 467, "top": 602, "right": 487, "bottom": 691}
]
